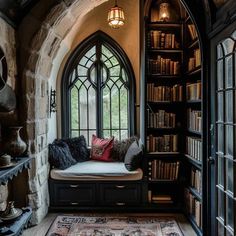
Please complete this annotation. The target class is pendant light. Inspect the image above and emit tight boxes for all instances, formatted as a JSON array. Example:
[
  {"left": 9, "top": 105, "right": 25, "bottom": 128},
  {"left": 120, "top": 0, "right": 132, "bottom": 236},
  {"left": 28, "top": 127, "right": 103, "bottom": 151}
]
[{"left": 107, "top": 0, "right": 125, "bottom": 29}]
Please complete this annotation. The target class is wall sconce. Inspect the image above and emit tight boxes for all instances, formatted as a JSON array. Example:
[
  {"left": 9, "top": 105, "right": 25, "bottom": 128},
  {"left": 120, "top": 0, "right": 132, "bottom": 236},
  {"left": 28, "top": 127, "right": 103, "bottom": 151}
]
[
  {"left": 159, "top": 2, "right": 170, "bottom": 21},
  {"left": 50, "top": 88, "right": 56, "bottom": 117},
  {"left": 107, "top": 0, "right": 125, "bottom": 29}
]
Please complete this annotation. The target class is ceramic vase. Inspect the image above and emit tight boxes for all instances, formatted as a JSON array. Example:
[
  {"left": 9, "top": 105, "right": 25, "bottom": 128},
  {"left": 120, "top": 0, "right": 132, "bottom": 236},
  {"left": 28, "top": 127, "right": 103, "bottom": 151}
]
[{"left": 4, "top": 126, "right": 27, "bottom": 158}]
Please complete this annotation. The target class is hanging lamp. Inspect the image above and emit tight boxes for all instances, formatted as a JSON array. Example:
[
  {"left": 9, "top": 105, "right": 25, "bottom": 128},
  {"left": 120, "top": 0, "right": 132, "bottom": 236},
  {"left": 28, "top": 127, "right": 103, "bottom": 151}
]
[
  {"left": 159, "top": 1, "right": 170, "bottom": 21},
  {"left": 107, "top": 0, "right": 125, "bottom": 29}
]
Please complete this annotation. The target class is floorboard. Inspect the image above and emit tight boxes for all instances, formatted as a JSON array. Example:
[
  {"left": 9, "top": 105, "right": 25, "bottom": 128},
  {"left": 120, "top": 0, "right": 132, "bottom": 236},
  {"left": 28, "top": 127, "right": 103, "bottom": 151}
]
[{"left": 23, "top": 212, "right": 197, "bottom": 236}]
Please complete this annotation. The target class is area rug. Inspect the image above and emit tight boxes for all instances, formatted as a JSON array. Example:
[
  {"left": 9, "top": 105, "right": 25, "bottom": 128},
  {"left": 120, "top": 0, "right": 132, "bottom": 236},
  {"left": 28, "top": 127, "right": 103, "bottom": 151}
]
[{"left": 46, "top": 216, "right": 184, "bottom": 236}]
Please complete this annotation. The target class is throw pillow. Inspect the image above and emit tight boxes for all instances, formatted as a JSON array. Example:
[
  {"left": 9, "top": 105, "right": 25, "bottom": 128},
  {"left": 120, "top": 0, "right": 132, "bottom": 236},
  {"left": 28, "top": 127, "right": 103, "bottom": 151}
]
[
  {"left": 49, "top": 140, "right": 76, "bottom": 170},
  {"left": 124, "top": 141, "right": 142, "bottom": 171},
  {"left": 111, "top": 136, "right": 139, "bottom": 162},
  {"left": 63, "top": 136, "right": 90, "bottom": 162},
  {"left": 90, "top": 135, "right": 114, "bottom": 162}
]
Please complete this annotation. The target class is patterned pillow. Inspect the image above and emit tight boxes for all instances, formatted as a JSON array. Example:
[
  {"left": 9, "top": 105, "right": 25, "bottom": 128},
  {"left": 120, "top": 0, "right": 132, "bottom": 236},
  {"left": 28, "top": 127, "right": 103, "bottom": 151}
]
[
  {"left": 49, "top": 140, "right": 76, "bottom": 170},
  {"left": 111, "top": 136, "right": 139, "bottom": 162},
  {"left": 90, "top": 135, "right": 114, "bottom": 162}
]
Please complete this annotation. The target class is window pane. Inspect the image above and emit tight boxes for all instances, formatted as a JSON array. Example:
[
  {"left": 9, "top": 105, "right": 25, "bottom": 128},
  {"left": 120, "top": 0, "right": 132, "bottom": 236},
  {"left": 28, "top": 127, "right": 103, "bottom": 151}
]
[
  {"left": 111, "top": 85, "right": 120, "bottom": 129},
  {"left": 226, "top": 196, "right": 234, "bottom": 229},
  {"left": 218, "top": 155, "right": 224, "bottom": 187},
  {"left": 218, "top": 190, "right": 225, "bottom": 221},
  {"left": 226, "top": 158, "right": 233, "bottom": 193},
  {"left": 217, "top": 92, "right": 224, "bottom": 122},
  {"left": 217, "top": 124, "right": 224, "bottom": 153},
  {"left": 217, "top": 60, "right": 224, "bottom": 90},
  {"left": 225, "top": 125, "right": 233, "bottom": 156},
  {"left": 225, "top": 56, "right": 233, "bottom": 88},
  {"left": 225, "top": 91, "right": 233, "bottom": 123},
  {"left": 217, "top": 44, "right": 223, "bottom": 59},
  {"left": 71, "top": 86, "right": 79, "bottom": 130},
  {"left": 120, "top": 87, "right": 128, "bottom": 129},
  {"left": 222, "top": 38, "right": 234, "bottom": 55},
  {"left": 218, "top": 221, "right": 225, "bottom": 236}
]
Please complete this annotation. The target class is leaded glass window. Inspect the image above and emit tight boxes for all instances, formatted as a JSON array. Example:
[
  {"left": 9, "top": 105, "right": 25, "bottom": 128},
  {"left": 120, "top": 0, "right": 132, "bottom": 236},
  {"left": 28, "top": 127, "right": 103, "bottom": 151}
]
[{"left": 62, "top": 32, "right": 135, "bottom": 144}]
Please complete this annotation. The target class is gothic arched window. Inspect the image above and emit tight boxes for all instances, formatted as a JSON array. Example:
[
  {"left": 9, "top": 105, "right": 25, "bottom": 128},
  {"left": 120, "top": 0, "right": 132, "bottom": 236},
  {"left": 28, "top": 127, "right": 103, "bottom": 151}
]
[{"left": 61, "top": 32, "right": 135, "bottom": 144}]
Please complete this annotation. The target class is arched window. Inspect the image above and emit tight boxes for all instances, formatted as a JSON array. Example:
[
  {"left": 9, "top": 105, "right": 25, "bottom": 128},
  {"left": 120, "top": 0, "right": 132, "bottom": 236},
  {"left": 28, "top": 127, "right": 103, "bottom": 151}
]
[{"left": 62, "top": 31, "right": 135, "bottom": 144}]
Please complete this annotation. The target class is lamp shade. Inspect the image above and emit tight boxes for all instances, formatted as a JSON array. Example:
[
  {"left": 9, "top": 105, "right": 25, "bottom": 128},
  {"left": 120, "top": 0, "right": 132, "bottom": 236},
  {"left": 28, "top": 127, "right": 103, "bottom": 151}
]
[
  {"left": 159, "top": 2, "right": 170, "bottom": 21},
  {"left": 107, "top": 3, "right": 125, "bottom": 28}
]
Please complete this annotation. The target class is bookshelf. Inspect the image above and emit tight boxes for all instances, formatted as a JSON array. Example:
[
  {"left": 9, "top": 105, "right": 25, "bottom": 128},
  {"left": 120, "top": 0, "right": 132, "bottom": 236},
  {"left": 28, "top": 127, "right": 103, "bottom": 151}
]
[
  {"left": 144, "top": 0, "right": 184, "bottom": 212},
  {"left": 143, "top": 0, "right": 203, "bottom": 234}
]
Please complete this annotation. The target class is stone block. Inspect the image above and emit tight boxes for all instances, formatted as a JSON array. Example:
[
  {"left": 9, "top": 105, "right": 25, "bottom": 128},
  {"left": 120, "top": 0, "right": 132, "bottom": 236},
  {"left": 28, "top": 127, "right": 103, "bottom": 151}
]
[
  {"left": 31, "top": 27, "right": 49, "bottom": 52},
  {"left": 37, "top": 119, "right": 48, "bottom": 136},
  {"left": 30, "top": 203, "right": 48, "bottom": 225},
  {"left": 36, "top": 55, "right": 53, "bottom": 78},
  {"left": 28, "top": 176, "right": 40, "bottom": 194},
  {"left": 27, "top": 52, "right": 40, "bottom": 73},
  {"left": 53, "top": 13, "right": 75, "bottom": 39},
  {"left": 26, "top": 122, "right": 36, "bottom": 140},
  {"left": 37, "top": 97, "right": 48, "bottom": 119},
  {"left": 36, "top": 134, "right": 48, "bottom": 152},
  {"left": 41, "top": 149, "right": 49, "bottom": 166},
  {"left": 0, "top": 185, "right": 8, "bottom": 202},
  {"left": 38, "top": 163, "right": 49, "bottom": 186},
  {"left": 28, "top": 191, "right": 42, "bottom": 210},
  {"left": 0, "top": 201, "right": 7, "bottom": 211},
  {"left": 26, "top": 75, "right": 36, "bottom": 95},
  {"left": 26, "top": 96, "right": 36, "bottom": 121},
  {"left": 44, "top": 2, "right": 68, "bottom": 27}
]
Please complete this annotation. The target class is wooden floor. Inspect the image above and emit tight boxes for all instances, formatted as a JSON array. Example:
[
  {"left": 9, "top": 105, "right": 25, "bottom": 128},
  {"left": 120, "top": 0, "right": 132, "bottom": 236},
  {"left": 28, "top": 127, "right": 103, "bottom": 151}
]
[{"left": 23, "top": 212, "right": 197, "bottom": 236}]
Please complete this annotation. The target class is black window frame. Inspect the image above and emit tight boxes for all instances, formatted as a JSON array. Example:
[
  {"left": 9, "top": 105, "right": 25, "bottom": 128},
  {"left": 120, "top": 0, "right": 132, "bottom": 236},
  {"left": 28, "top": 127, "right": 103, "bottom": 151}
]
[{"left": 61, "top": 31, "right": 136, "bottom": 140}]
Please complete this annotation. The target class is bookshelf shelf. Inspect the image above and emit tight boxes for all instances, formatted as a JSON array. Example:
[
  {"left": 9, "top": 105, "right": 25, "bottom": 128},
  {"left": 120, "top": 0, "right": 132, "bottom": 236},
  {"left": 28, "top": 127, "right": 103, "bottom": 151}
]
[
  {"left": 148, "top": 179, "right": 179, "bottom": 184},
  {"left": 188, "top": 186, "right": 202, "bottom": 202},
  {"left": 187, "top": 214, "right": 203, "bottom": 236},
  {"left": 148, "top": 74, "right": 182, "bottom": 79},
  {"left": 148, "top": 49, "right": 183, "bottom": 53},
  {"left": 185, "top": 154, "right": 202, "bottom": 169},
  {"left": 148, "top": 101, "right": 184, "bottom": 105},
  {"left": 187, "top": 39, "right": 199, "bottom": 49},
  {"left": 148, "top": 22, "right": 182, "bottom": 28},
  {"left": 145, "top": 153, "right": 181, "bottom": 159},
  {"left": 187, "top": 129, "right": 202, "bottom": 136},
  {"left": 186, "top": 66, "right": 201, "bottom": 76},
  {"left": 186, "top": 100, "right": 201, "bottom": 104}
]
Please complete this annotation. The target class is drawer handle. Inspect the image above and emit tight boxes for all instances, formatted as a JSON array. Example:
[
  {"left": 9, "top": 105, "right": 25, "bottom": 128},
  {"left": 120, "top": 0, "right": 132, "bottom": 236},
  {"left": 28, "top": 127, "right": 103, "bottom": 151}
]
[
  {"left": 116, "top": 185, "right": 126, "bottom": 189},
  {"left": 116, "top": 202, "right": 126, "bottom": 206},
  {"left": 70, "top": 202, "right": 79, "bottom": 205},
  {"left": 70, "top": 185, "right": 79, "bottom": 188}
]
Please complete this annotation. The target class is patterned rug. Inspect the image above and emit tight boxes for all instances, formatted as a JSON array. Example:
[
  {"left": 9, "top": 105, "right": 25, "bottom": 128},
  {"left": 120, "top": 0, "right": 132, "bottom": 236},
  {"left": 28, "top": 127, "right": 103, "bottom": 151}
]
[{"left": 46, "top": 216, "right": 184, "bottom": 236}]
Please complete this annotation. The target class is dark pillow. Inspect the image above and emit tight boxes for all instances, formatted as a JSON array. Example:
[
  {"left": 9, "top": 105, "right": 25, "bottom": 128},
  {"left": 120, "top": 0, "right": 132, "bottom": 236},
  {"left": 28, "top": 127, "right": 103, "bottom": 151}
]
[
  {"left": 63, "top": 136, "right": 90, "bottom": 162},
  {"left": 124, "top": 141, "right": 142, "bottom": 171},
  {"left": 111, "top": 136, "right": 139, "bottom": 162},
  {"left": 49, "top": 140, "right": 76, "bottom": 170}
]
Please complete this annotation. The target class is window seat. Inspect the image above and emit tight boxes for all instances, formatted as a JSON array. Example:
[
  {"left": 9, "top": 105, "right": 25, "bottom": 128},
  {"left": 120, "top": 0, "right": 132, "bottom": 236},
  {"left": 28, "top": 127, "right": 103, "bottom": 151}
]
[{"left": 50, "top": 160, "right": 143, "bottom": 181}]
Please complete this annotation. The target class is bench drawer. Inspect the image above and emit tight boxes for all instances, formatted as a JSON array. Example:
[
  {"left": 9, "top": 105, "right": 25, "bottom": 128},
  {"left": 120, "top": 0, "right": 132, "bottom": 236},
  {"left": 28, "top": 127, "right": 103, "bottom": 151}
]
[
  {"left": 100, "top": 183, "right": 141, "bottom": 206},
  {"left": 51, "top": 183, "right": 96, "bottom": 206}
]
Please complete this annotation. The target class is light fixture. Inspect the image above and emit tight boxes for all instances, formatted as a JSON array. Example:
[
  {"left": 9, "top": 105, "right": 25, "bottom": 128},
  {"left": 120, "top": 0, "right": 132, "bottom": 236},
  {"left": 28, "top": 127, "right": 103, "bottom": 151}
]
[
  {"left": 107, "top": 0, "right": 125, "bottom": 29},
  {"left": 49, "top": 88, "right": 56, "bottom": 117},
  {"left": 159, "top": 2, "right": 170, "bottom": 21}
]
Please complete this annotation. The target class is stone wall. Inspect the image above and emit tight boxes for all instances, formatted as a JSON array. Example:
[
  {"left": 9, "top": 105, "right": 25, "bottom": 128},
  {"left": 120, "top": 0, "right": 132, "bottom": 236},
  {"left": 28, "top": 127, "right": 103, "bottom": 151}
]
[{"left": 0, "top": 18, "right": 17, "bottom": 211}]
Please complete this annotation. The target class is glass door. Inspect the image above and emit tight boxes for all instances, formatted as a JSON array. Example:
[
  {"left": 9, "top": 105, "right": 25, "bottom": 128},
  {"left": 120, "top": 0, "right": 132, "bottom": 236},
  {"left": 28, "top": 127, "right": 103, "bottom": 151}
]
[{"left": 211, "top": 27, "right": 236, "bottom": 236}]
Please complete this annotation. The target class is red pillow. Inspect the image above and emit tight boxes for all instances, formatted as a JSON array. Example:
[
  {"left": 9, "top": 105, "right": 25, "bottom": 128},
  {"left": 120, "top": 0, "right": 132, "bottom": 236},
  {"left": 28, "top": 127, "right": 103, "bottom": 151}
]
[{"left": 90, "top": 135, "right": 114, "bottom": 162}]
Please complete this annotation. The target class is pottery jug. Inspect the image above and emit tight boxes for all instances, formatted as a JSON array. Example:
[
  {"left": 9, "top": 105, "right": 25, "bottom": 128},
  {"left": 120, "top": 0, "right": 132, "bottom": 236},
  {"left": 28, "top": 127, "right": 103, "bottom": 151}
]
[{"left": 4, "top": 126, "right": 27, "bottom": 157}]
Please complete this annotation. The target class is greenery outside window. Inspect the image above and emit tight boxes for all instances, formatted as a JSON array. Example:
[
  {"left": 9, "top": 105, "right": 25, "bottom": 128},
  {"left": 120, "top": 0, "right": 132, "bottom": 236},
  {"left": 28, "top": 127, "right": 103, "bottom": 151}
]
[{"left": 61, "top": 31, "right": 135, "bottom": 145}]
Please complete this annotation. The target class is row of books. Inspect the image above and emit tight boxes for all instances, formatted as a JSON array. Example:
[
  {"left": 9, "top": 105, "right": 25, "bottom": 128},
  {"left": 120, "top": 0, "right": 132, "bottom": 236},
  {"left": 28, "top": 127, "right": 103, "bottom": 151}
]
[
  {"left": 147, "top": 135, "right": 178, "bottom": 153},
  {"left": 186, "top": 136, "right": 202, "bottom": 162},
  {"left": 148, "top": 160, "right": 180, "bottom": 180},
  {"left": 185, "top": 188, "right": 202, "bottom": 229},
  {"left": 186, "top": 82, "right": 201, "bottom": 101},
  {"left": 148, "top": 57, "right": 180, "bottom": 75},
  {"left": 148, "top": 191, "right": 174, "bottom": 204},
  {"left": 147, "top": 110, "right": 176, "bottom": 128},
  {"left": 147, "top": 84, "right": 183, "bottom": 102},
  {"left": 148, "top": 31, "right": 180, "bottom": 49},
  {"left": 187, "top": 109, "right": 202, "bottom": 132},
  {"left": 188, "top": 48, "right": 201, "bottom": 71},
  {"left": 191, "top": 168, "right": 202, "bottom": 194},
  {"left": 187, "top": 24, "right": 198, "bottom": 41}
]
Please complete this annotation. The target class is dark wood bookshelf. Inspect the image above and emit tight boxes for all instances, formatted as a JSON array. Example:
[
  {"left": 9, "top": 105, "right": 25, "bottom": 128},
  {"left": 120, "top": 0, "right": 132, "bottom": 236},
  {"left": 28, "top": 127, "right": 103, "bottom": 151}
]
[
  {"left": 148, "top": 22, "right": 182, "bottom": 28},
  {"left": 188, "top": 186, "right": 202, "bottom": 202},
  {"left": 148, "top": 49, "right": 183, "bottom": 53},
  {"left": 145, "top": 152, "right": 181, "bottom": 159},
  {"left": 186, "top": 100, "right": 201, "bottom": 104},
  {"left": 148, "top": 179, "right": 179, "bottom": 184},
  {"left": 185, "top": 154, "right": 202, "bottom": 169},
  {"left": 187, "top": 129, "right": 202, "bottom": 136},
  {"left": 187, "top": 214, "right": 203, "bottom": 236},
  {"left": 187, "top": 39, "right": 199, "bottom": 49},
  {"left": 186, "top": 66, "right": 201, "bottom": 76}
]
